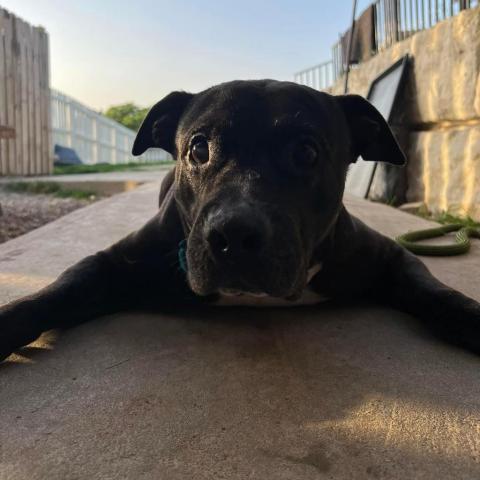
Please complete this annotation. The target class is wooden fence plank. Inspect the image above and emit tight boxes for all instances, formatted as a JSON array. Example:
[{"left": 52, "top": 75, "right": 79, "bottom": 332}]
[
  {"left": 26, "top": 21, "right": 35, "bottom": 175},
  {"left": 20, "top": 18, "right": 29, "bottom": 176},
  {"left": 3, "top": 12, "right": 13, "bottom": 174},
  {"left": 5, "top": 11, "right": 15, "bottom": 175},
  {"left": 39, "top": 28, "right": 51, "bottom": 174},
  {"left": 33, "top": 27, "right": 41, "bottom": 175},
  {"left": 13, "top": 15, "right": 24, "bottom": 175},
  {"left": 0, "top": 12, "right": 7, "bottom": 172}
]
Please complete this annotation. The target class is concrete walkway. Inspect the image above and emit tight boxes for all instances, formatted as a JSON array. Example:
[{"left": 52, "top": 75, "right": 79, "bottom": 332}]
[{"left": 1, "top": 176, "right": 479, "bottom": 480}]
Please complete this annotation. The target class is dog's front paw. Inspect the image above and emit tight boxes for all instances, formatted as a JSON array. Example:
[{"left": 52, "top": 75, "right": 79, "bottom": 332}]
[
  {"left": 432, "top": 303, "right": 480, "bottom": 355},
  {"left": 0, "top": 304, "right": 41, "bottom": 362},
  {"left": 458, "top": 311, "right": 480, "bottom": 355}
]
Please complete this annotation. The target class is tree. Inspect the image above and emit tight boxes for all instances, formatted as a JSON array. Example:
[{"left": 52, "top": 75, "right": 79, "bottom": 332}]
[{"left": 104, "top": 103, "right": 149, "bottom": 132}]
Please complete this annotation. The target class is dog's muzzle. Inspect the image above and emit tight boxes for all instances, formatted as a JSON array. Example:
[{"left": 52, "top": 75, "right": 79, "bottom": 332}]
[{"left": 185, "top": 202, "right": 305, "bottom": 298}]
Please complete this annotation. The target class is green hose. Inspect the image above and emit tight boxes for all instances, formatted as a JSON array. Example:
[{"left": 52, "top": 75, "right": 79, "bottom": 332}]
[{"left": 396, "top": 224, "right": 480, "bottom": 256}]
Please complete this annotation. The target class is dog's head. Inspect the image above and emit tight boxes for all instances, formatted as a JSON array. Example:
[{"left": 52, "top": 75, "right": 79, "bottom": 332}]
[{"left": 133, "top": 80, "right": 405, "bottom": 299}]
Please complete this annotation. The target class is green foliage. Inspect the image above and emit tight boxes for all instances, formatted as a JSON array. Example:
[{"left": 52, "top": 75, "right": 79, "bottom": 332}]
[
  {"left": 434, "top": 211, "right": 480, "bottom": 228},
  {"left": 53, "top": 161, "right": 173, "bottom": 175},
  {"left": 416, "top": 204, "right": 480, "bottom": 228},
  {"left": 103, "top": 103, "right": 149, "bottom": 131},
  {"left": 3, "top": 182, "right": 97, "bottom": 200}
]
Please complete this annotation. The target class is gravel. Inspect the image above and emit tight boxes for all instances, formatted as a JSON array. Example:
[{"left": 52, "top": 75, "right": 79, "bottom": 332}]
[{"left": 0, "top": 190, "right": 91, "bottom": 244}]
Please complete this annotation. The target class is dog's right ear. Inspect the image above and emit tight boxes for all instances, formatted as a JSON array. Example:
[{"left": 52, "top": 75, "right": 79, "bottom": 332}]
[{"left": 132, "top": 91, "right": 194, "bottom": 156}]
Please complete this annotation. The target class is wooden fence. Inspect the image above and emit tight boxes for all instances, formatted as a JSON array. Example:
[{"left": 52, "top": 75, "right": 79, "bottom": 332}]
[{"left": 0, "top": 7, "right": 51, "bottom": 176}]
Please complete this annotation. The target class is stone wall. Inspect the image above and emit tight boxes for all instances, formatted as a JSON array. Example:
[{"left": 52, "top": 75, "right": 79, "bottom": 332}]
[{"left": 328, "top": 6, "right": 480, "bottom": 218}]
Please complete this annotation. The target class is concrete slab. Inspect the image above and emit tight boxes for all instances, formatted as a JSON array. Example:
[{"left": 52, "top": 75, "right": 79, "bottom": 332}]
[{"left": 1, "top": 181, "right": 479, "bottom": 480}]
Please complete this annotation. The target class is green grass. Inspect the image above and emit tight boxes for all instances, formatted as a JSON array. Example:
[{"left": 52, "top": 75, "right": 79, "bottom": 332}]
[
  {"left": 433, "top": 211, "right": 480, "bottom": 228},
  {"left": 53, "top": 161, "right": 174, "bottom": 175},
  {"left": 416, "top": 205, "right": 480, "bottom": 228},
  {"left": 2, "top": 181, "right": 97, "bottom": 200}
]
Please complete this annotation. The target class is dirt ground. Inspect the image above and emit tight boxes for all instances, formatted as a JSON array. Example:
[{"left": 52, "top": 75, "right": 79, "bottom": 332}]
[{"left": 0, "top": 190, "right": 91, "bottom": 244}]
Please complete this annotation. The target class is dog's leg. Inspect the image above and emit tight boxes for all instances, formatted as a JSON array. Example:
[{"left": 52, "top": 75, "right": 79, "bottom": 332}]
[
  {"left": 0, "top": 251, "right": 128, "bottom": 360},
  {"left": 380, "top": 243, "right": 480, "bottom": 353},
  {"left": 0, "top": 190, "right": 188, "bottom": 361},
  {"left": 315, "top": 214, "right": 480, "bottom": 353}
]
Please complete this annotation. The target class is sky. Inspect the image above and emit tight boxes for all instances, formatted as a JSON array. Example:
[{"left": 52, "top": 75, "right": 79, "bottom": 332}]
[{"left": 4, "top": 0, "right": 372, "bottom": 111}]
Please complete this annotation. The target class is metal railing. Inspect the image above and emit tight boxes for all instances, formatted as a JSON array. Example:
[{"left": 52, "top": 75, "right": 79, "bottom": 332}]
[
  {"left": 294, "top": 61, "right": 335, "bottom": 91},
  {"left": 295, "top": 0, "right": 479, "bottom": 91},
  {"left": 51, "top": 89, "right": 170, "bottom": 165},
  {"left": 372, "top": 0, "right": 479, "bottom": 51}
]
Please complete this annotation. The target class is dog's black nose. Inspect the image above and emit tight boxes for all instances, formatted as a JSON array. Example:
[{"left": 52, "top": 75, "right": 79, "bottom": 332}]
[{"left": 205, "top": 208, "right": 269, "bottom": 262}]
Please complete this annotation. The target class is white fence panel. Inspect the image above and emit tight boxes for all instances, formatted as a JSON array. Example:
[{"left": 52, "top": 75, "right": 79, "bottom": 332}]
[{"left": 51, "top": 89, "right": 170, "bottom": 164}]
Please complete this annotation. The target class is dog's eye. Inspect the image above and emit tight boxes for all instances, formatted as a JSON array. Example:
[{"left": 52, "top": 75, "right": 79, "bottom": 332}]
[
  {"left": 190, "top": 137, "right": 209, "bottom": 164},
  {"left": 292, "top": 141, "right": 318, "bottom": 168}
]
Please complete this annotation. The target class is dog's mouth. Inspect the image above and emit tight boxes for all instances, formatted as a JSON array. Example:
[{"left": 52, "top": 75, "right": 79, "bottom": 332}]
[
  {"left": 215, "top": 264, "right": 321, "bottom": 299},
  {"left": 213, "top": 275, "right": 291, "bottom": 298},
  {"left": 218, "top": 288, "right": 269, "bottom": 298},
  {"left": 185, "top": 251, "right": 318, "bottom": 301},
  {"left": 187, "top": 264, "right": 304, "bottom": 300}
]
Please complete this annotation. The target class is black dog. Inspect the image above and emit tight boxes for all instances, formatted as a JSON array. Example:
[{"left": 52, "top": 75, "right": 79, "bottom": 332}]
[{"left": 1, "top": 79, "right": 479, "bottom": 360}]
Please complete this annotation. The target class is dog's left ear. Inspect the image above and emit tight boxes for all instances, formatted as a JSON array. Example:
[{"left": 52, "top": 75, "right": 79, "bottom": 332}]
[
  {"left": 132, "top": 91, "right": 194, "bottom": 156},
  {"left": 336, "top": 94, "right": 406, "bottom": 165}
]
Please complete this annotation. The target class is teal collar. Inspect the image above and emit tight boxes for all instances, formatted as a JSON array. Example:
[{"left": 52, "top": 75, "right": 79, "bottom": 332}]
[{"left": 178, "top": 239, "right": 188, "bottom": 273}]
